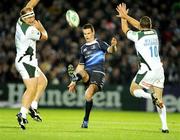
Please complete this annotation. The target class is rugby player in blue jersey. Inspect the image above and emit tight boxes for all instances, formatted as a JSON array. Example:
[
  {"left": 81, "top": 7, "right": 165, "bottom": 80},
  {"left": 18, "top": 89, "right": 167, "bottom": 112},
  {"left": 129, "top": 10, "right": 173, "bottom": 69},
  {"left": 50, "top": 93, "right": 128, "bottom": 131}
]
[{"left": 68, "top": 23, "right": 117, "bottom": 128}]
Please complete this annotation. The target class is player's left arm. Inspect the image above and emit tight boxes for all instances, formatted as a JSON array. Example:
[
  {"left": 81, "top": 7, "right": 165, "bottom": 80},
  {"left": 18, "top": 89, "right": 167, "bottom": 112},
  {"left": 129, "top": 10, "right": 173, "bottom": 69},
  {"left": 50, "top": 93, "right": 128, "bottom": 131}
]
[
  {"left": 25, "top": 0, "right": 40, "bottom": 8},
  {"left": 107, "top": 37, "right": 117, "bottom": 53},
  {"left": 33, "top": 20, "right": 48, "bottom": 41}
]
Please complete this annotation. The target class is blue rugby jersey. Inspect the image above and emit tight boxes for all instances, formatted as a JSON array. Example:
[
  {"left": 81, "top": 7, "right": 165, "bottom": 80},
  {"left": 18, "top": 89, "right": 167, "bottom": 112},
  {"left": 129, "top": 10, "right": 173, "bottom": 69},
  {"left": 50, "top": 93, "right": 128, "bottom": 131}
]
[{"left": 79, "top": 39, "right": 110, "bottom": 71}]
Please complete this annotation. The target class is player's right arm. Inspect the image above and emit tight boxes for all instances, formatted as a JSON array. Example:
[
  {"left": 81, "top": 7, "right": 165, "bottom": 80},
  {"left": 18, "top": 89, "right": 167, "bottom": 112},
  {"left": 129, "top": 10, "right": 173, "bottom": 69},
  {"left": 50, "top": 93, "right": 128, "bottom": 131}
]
[
  {"left": 25, "top": 0, "right": 40, "bottom": 8},
  {"left": 121, "top": 18, "right": 129, "bottom": 34}
]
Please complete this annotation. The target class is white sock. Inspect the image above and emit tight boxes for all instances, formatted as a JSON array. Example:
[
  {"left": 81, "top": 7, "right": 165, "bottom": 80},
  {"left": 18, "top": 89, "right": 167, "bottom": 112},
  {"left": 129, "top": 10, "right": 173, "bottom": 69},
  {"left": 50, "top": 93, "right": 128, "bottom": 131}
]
[
  {"left": 156, "top": 105, "right": 168, "bottom": 130},
  {"left": 31, "top": 101, "right": 38, "bottom": 109},
  {"left": 133, "top": 89, "right": 152, "bottom": 99},
  {"left": 20, "top": 107, "right": 28, "bottom": 119}
]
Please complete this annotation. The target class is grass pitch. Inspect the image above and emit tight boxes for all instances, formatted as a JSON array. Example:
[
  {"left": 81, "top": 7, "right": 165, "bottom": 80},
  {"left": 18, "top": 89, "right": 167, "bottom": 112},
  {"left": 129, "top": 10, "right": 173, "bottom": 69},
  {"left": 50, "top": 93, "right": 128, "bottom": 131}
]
[{"left": 0, "top": 108, "right": 179, "bottom": 140}]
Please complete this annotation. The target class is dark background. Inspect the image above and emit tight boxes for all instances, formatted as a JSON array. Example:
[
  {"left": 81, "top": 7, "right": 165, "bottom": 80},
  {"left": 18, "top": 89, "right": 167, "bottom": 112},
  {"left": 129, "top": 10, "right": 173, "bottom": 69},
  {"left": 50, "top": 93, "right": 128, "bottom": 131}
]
[{"left": 0, "top": 0, "right": 179, "bottom": 87}]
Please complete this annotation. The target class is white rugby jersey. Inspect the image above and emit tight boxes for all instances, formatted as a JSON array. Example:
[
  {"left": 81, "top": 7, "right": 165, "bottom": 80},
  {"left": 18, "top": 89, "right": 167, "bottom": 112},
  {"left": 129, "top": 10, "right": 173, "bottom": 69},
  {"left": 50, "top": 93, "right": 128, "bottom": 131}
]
[
  {"left": 15, "top": 18, "right": 41, "bottom": 61},
  {"left": 127, "top": 29, "right": 162, "bottom": 70}
]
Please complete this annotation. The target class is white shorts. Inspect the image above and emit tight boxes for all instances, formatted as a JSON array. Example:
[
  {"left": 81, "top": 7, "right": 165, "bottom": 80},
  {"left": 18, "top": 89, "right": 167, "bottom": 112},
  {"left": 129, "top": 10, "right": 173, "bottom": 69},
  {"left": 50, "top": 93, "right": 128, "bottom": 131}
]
[
  {"left": 15, "top": 56, "right": 41, "bottom": 79},
  {"left": 133, "top": 67, "right": 165, "bottom": 89}
]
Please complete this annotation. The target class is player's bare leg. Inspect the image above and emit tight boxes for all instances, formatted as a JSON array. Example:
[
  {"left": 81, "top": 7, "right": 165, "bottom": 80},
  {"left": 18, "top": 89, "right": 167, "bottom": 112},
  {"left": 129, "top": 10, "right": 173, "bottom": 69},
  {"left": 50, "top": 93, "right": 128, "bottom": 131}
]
[
  {"left": 130, "top": 81, "right": 152, "bottom": 99},
  {"left": 17, "top": 78, "right": 38, "bottom": 129},
  {"left": 130, "top": 81, "right": 162, "bottom": 107},
  {"left": 130, "top": 81, "right": 169, "bottom": 133},
  {"left": 29, "top": 72, "right": 48, "bottom": 122}
]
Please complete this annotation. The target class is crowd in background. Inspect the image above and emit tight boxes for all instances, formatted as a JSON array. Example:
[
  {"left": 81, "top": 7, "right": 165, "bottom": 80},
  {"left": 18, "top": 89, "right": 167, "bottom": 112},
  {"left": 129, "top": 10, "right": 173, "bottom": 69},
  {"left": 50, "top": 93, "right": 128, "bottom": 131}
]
[{"left": 0, "top": 0, "right": 179, "bottom": 86}]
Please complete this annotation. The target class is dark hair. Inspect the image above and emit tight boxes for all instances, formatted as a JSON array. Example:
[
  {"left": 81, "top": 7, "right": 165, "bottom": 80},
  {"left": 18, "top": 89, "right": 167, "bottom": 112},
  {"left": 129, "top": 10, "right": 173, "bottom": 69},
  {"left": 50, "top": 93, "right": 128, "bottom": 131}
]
[
  {"left": 20, "top": 7, "right": 33, "bottom": 16},
  {"left": 82, "top": 23, "right": 94, "bottom": 32},
  {"left": 140, "top": 16, "right": 152, "bottom": 29}
]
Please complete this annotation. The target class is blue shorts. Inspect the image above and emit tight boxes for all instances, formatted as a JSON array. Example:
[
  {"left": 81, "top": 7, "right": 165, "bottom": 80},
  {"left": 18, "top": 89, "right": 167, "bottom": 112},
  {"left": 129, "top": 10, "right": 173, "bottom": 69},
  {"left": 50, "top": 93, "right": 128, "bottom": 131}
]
[{"left": 85, "top": 69, "right": 105, "bottom": 90}]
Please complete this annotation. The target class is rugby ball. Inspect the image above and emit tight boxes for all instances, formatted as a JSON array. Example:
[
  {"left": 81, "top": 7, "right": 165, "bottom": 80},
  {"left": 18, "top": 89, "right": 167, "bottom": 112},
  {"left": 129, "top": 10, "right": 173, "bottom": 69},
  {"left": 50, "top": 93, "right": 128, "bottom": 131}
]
[{"left": 66, "top": 9, "right": 80, "bottom": 27}]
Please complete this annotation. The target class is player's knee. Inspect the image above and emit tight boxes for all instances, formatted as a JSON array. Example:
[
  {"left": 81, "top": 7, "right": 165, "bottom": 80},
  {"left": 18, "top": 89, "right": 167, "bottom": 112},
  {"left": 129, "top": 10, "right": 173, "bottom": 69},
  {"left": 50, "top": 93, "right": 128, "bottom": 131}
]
[
  {"left": 129, "top": 85, "right": 135, "bottom": 96},
  {"left": 85, "top": 94, "right": 92, "bottom": 101},
  {"left": 43, "top": 76, "right": 48, "bottom": 88},
  {"left": 26, "top": 86, "right": 37, "bottom": 94},
  {"left": 79, "top": 70, "right": 89, "bottom": 82},
  {"left": 39, "top": 75, "right": 48, "bottom": 88},
  {"left": 130, "top": 90, "right": 135, "bottom": 96},
  {"left": 85, "top": 92, "right": 93, "bottom": 101},
  {"left": 130, "top": 81, "right": 139, "bottom": 96}
]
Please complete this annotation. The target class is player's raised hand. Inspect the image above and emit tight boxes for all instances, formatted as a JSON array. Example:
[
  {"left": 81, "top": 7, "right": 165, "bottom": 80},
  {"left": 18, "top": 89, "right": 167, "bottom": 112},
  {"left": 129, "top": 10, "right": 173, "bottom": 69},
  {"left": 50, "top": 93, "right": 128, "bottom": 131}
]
[
  {"left": 116, "top": 3, "right": 129, "bottom": 19},
  {"left": 26, "top": 0, "right": 40, "bottom": 8},
  {"left": 68, "top": 82, "right": 77, "bottom": 93},
  {"left": 121, "top": 3, "right": 129, "bottom": 16}
]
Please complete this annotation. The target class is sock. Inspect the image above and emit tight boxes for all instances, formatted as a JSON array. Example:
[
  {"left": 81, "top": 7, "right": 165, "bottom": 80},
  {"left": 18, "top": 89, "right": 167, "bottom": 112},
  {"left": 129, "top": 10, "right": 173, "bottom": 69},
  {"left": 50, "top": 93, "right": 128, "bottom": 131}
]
[
  {"left": 84, "top": 100, "right": 93, "bottom": 121},
  {"left": 71, "top": 73, "right": 82, "bottom": 82},
  {"left": 156, "top": 105, "right": 168, "bottom": 130},
  {"left": 20, "top": 106, "right": 28, "bottom": 119},
  {"left": 133, "top": 89, "right": 152, "bottom": 99},
  {"left": 31, "top": 101, "right": 38, "bottom": 109},
  {"left": 76, "top": 73, "right": 82, "bottom": 81}
]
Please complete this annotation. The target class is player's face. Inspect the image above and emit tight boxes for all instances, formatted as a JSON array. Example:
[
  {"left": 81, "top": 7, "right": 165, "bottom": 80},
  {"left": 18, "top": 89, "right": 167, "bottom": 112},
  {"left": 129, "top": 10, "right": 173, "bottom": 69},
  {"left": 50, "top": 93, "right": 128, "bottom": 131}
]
[
  {"left": 24, "top": 16, "right": 35, "bottom": 25},
  {"left": 23, "top": 16, "right": 35, "bottom": 25},
  {"left": 83, "top": 28, "right": 95, "bottom": 43}
]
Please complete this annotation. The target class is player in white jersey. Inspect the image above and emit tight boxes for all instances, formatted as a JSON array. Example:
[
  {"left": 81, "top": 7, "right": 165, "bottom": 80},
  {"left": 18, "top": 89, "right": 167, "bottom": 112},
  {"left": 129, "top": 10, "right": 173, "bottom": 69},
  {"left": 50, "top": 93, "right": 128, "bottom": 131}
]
[
  {"left": 15, "top": 1, "right": 48, "bottom": 129},
  {"left": 116, "top": 3, "right": 169, "bottom": 133}
]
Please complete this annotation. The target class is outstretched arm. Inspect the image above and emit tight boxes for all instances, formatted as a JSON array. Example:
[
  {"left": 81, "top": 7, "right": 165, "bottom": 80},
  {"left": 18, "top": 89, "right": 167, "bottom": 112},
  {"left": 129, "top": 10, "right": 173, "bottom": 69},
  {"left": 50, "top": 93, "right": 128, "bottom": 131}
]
[
  {"left": 116, "top": 3, "right": 140, "bottom": 30},
  {"left": 121, "top": 18, "right": 129, "bottom": 34},
  {"left": 116, "top": 3, "right": 129, "bottom": 34},
  {"left": 125, "top": 15, "right": 140, "bottom": 30},
  {"left": 26, "top": 0, "right": 40, "bottom": 8}
]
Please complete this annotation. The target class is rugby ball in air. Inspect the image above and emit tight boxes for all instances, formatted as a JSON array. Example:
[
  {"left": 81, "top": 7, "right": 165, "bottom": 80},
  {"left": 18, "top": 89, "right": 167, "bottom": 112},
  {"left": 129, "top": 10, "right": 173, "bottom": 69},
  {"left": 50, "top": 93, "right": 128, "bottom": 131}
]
[{"left": 66, "top": 9, "right": 80, "bottom": 27}]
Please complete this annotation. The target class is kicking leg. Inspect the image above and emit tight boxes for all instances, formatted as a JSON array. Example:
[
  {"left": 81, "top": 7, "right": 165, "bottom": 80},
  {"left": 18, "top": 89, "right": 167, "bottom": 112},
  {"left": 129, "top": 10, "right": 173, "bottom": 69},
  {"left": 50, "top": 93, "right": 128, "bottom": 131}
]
[
  {"left": 130, "top": 81, "right": 162, "bottom": 108},
  {"left": 130, "top": 81, "right": 152, "bottom": 99}
]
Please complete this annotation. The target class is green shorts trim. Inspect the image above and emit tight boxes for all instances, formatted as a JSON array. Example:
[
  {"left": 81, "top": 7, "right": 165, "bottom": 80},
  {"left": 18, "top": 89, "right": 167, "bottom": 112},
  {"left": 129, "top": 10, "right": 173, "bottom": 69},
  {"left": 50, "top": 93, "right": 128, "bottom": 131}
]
[
  {"left": 23, "top": 62, "right": 36, "bottom": 78},
  {"left": 135, "top": 71, "right": 147, "bottom": 84}
]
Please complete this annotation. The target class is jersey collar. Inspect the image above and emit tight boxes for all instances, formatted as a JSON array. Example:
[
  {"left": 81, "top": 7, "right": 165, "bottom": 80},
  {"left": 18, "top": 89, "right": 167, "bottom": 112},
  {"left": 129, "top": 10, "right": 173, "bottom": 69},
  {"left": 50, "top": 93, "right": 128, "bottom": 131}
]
[{"left": 85, "top": 39, "right": 97, "bottom": 45}]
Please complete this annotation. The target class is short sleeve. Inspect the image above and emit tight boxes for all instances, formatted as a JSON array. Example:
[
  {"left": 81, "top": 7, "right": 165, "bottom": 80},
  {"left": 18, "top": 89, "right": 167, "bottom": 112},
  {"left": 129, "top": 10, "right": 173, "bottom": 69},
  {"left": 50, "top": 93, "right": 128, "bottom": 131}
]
[
  {"left": 26, "top": 26, "right": 41, "bottom": 41},
  {"left": 79, "top": 47, "right": 85, "bottom": 65},
  {"left": 97, "top": 40, "right": 110, "bottom": 52},
  {"left": 127, "top": 30, "right": 138, "bottom": 42},
  {"left": 79, "top": 53, "right": 85, "bottom": 65}
]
